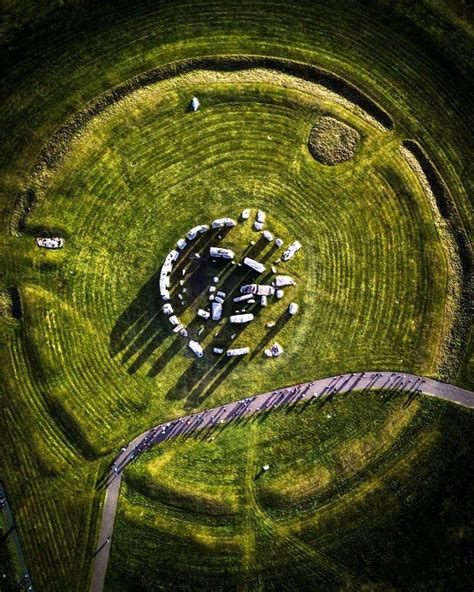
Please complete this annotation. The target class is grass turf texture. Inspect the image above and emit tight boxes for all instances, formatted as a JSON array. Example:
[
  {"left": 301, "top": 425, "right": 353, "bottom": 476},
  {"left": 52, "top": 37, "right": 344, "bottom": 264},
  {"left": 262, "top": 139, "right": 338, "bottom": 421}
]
[
  {"left": 108, "top": 391, "right": 474, "bottom": 591},
  {"left": 308, "top": 116, "right": 361, "bottom": 165},
  {"left": 11, "top": 73, "right": 453, "bottom": 436},
  {"left": 0, "top": 1, "right": 472, "bottom": 590}
]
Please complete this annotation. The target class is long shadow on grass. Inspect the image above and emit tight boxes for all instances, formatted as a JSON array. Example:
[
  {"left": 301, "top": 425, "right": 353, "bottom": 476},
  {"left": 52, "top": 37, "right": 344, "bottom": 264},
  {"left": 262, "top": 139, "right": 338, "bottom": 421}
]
[
  {"left": 167, "top": 228, "right": 238, "bottom": 321},
  {"left": 164, "top": 277, "right": 267, "bottom": 406},
  {"left": 242, "top": 235, "right": 270, "bottom": 261},
  {"left": 109, "top": 230, "right": 226, "bottom": 373},
  {"left": 250, "top": 312, "right": 291, "bottom": 359},
  {"left": 181, "top": 303, "right": 271, "bottom": 401},
  {"left": 164, "top": 344, "right": 245, "bottom": 409},
  {"left": 111, "top": 227, "right": 274, "bottom": 382},
  {"left": 260, "top": 243, "right": 280, "bottom": 264},
  {"left": 109, "top": 269, "right": 168, "bottom": 372}
]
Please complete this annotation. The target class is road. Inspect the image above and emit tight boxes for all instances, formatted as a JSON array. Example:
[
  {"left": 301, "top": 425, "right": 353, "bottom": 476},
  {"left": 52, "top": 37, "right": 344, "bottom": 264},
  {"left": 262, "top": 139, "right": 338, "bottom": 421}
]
[
  {"left": 90, "top": 371, "right": 474, "bottom": 591},
  {"left": 0, "top": 482, "right": 35, "bottom": 591}
]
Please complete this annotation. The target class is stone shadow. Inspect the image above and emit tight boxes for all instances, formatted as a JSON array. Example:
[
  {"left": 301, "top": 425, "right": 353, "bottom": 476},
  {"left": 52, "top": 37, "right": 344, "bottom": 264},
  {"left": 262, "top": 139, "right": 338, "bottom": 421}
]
[
  {"left": 241, "top": 235, "right": 269, "bottom": 261},
  {"left": 165, "top": 354, "right": 243, "bottom": 409},
  {"left": 109, "top": 269, "right": 168, "bottom": 373},
  {"left": 109, "top": 228, "right": 230, "bottom": 374},
  {"left": 110, "top": 224, "right": 281, "bottom": 389},
  {"left": 260, "top": 243, "right": 280, "bottom": 264},
  {"left": 250, "top": 311, "right": 292, "bottom": 359},
  {"left": 171, "top": 227, "right": 235, "bottom": 317},
  {"left": 165, "top": 296, "right": 265, "bottom": 406}
]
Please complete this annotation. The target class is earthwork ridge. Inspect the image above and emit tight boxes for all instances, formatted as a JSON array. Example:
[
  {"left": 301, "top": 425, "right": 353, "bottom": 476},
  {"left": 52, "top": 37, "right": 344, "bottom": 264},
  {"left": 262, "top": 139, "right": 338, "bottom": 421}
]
[
  {"left": 10, "top": 55, "right": 393, "bottom": 234},
  {"left": 91, "top": 371, "right": 474, "bottom": 592},
  {"left": 10, "top": 55, "right": 471, "bottom": 386}
]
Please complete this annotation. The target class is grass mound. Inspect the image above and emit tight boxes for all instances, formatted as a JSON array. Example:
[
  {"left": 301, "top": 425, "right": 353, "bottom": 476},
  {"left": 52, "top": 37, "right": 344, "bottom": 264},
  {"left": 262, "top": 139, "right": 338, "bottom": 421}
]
[
  {"left": 308, "top": 116, "right": 360, "bottom": 165},
  {"left": 0, "top": 288, "right": 22, "bottom": 320}
]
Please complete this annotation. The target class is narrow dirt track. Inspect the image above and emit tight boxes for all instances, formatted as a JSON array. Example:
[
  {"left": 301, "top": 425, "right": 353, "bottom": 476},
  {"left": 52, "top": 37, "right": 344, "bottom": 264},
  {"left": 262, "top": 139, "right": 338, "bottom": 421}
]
[{"left": 90, "top": 371, "right": 474, "bottom": 592}]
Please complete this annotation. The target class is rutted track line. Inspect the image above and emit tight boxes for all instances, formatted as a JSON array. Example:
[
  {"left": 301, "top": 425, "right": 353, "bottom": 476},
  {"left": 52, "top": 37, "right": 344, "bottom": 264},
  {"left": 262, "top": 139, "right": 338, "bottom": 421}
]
[{"left": 90, "top": 371, "right": 473, "bottom": 592}]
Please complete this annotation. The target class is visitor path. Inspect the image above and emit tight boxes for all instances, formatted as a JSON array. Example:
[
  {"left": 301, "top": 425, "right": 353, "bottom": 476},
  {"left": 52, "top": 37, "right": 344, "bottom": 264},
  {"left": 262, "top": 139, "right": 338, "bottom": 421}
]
[
  {"left": 0, "top": 482, "right": 35, "bottom": 591},
  {"left": 90, "top": 371, "right": 473, "bottom": 591}
]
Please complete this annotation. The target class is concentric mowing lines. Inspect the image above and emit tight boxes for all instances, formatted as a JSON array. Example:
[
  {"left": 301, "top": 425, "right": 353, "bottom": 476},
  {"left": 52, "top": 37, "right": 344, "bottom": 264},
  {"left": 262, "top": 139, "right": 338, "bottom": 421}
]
[
  {"left": 243, "top": 424, "right": 355, "bottom": 588},
  {"left": 20, "top": 287, "right": 119, "bottom": 445},
  {"left": 27, "top": 82, "right": 449, "bottom": 440},
  {"left": 9, "top": 55, "right": 393, "bottom": 235},
  {"left": 274, "top": 170, "right": 417, "bottom": 367},
  {"left": 2, "top": 339, "right": 99, "bottom": 590},
  {"left": 2, "top": 1, "right": 471, "bottom": 235},
  {"left": 342, "top": 168, "right": 411, "bottom": 350},
  {"left": 375, "top": 161, "right": 451, "bottom": 368},
  {"left": 4, "top": 48, "right": 467, "bottom": 592}
]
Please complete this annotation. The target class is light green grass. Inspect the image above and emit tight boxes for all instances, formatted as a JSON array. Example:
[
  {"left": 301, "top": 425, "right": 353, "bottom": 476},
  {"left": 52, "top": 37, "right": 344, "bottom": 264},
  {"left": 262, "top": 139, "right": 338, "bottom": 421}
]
[
  {"left": 108, "top": 392, "right": 474, "bottom": 591},
  {"left": 16, "top": 77, "right": 450, "bottom": 452},
  {"left": 0, "top": 1, "right": 472, "bottom": 590}
]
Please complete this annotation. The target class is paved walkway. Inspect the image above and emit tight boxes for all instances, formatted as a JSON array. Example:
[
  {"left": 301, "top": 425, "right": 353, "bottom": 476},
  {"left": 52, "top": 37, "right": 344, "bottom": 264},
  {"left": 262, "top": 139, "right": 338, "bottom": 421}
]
[
  {"left": 90, "top": 371, "right": 474, "bottom": 591},
  {"left": 0, "top": 482, "right": 35, "bottom": 591}
]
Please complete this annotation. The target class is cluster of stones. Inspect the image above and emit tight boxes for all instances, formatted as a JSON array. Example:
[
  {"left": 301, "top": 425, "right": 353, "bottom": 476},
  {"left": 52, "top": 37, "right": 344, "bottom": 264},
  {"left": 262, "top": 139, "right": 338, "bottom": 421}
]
[
  {"left": 36, "top": 237, "right": 64, "bottom": 249},
  {"left": 158, "top": 209, "right": 302, "bottom": 359}
]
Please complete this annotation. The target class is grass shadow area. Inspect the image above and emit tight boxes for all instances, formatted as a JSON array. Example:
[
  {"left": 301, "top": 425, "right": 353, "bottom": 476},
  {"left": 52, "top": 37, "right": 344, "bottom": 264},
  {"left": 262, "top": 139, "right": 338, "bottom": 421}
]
[
  {"left": 164, "top": 344, "right": 244, "bottom": 409},
  {"left": 111, "top": 224, "right": 277, "bottom": 382},
  {"left": 250, "top": 311, "right": 291, "bottom": 359},
  {"left": 109, "top": 229, "right": 225, "bottom": 374},
  {"left": 109, "top": 269, "right": 167, "bottom": 371}
]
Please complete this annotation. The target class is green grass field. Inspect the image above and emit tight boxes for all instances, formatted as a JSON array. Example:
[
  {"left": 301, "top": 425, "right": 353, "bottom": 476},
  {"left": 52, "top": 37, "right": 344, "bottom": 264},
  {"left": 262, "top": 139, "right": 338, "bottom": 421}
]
[
  {"left": 107, "top": 392, "right": 474, "bottom": 591},
  {"left": 0, "top": 1, "right": 472, "bottom": 590}
]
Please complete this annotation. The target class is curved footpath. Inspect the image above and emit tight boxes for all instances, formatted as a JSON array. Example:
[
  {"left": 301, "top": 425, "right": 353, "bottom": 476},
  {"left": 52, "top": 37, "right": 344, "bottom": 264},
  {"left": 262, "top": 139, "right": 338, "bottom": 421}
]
[
  {"left": 90, "top": 371, "right": 474, "bottom": 591},
  {"left": 0, "top": 483, "right": 35, "bottom": 591}
]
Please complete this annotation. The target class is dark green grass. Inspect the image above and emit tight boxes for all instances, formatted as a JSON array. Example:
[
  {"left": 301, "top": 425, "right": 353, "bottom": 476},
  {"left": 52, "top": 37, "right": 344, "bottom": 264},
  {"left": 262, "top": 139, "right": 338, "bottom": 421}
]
[
  {"left": 0, "top": 513, "right": 20, "bottom": 592},
  {"left": 108, "top": 392, "right": 474, "bottom": 591},
  {"left": 0, "top": 1, "right": 472, "bottom": 591}
]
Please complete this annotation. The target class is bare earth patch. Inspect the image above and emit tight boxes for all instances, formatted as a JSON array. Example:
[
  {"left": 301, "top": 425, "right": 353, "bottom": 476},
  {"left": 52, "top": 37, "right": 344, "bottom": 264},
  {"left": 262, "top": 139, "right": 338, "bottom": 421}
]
[{"left": 308, "top": 116, "right": 360, "bottom": 165}]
